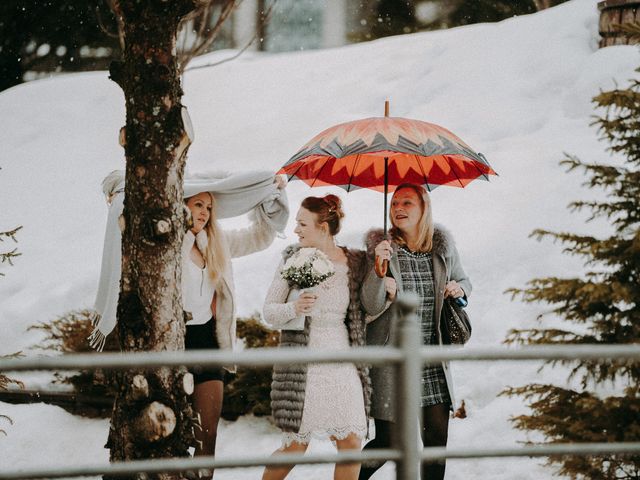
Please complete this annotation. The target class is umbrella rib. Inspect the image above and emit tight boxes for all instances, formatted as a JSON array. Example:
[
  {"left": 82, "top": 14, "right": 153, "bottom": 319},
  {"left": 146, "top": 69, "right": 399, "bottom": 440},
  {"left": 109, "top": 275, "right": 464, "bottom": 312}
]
[
  {"left": 346, "top": 154, "right": 361, "bottom": 193},
  {"left": 309, "top": 156, "right": 331, "bottom": 188},
  {"left": 284, "top": 159, "right": 308, "bottom": 182},
  {"left": 448, "top": 157, "right": 465, "bottom": 188},
  {"left": 471, "top": 160, "right": 491, "bottom": 181},
  {"left": 415, "top": 155, "right": 431, "bottom": 192}
]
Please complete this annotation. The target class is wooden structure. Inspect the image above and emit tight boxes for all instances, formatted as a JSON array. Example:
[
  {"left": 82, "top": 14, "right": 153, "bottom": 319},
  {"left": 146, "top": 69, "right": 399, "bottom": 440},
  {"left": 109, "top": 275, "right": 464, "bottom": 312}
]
[{"left": 598, "top": 0, "right": 640, "bottom": 47}]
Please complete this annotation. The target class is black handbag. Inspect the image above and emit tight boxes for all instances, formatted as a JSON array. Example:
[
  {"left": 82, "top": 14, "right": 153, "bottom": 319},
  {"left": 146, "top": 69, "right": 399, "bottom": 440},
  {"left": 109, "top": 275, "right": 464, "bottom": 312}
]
[{"left": 441, "top": 297, "right": 472, "bottom": 345}]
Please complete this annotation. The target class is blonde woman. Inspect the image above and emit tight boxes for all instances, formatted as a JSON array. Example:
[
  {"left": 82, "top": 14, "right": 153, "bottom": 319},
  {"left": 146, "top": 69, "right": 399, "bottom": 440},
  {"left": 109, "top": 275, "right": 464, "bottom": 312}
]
[
  {"left": 92, "top": 171, "right": 288, "bottom": 479},
  {"left": 183, "top": 176, "right": 286, "bottom": 476},
  {"left": 359, "top": 183, "right": 471, "bottom": 480}
]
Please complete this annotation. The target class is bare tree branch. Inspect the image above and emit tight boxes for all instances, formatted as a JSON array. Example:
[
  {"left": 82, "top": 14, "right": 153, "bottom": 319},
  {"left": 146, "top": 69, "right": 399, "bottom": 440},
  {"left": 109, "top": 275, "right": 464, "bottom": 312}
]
[
  {"left": 184, "top": 0, "right": 277, "bottom": 72},
  {"left": 178, "top": 0, "right": 238, "bottom": 71},
  {"left": 95, "top": 4, "right": 120, "bottom": 40}
]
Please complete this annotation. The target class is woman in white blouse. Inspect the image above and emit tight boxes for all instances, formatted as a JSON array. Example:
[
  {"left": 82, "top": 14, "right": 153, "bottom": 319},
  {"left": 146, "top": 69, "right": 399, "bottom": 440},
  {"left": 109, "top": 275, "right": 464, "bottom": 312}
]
[{"left": 183, "top": 176, "right": 285, "bottom": 477}]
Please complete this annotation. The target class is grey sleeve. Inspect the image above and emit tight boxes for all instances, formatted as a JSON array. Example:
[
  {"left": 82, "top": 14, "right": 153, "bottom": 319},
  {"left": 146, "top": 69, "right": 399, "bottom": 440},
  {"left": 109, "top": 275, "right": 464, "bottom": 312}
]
[
  {"left": 361, "top": 263, "right": 388, "bottom": 316},
  {"left": 448, "top": 244, "right": 472, "bottom": 298}
]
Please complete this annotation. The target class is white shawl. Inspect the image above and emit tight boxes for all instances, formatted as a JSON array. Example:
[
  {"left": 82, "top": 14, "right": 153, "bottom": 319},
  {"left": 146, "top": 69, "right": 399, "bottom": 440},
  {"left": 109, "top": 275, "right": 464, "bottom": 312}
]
[{"left": 89, "top": 169, "right": 289, "bottom": 351}]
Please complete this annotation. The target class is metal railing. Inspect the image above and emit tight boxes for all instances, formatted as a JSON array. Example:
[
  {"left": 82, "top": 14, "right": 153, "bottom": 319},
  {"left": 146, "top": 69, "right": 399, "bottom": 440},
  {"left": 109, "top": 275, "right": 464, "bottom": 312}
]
[{"left": 1, "top": 295, "right": 639, "bottom": 479}]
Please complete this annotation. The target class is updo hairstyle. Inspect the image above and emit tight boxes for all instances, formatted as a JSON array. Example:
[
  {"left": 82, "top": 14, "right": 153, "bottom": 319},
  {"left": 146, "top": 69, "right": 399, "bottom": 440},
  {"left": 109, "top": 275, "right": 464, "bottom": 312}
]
[{"left": 300, "top": 194, "right": 345, "bottom": 236}]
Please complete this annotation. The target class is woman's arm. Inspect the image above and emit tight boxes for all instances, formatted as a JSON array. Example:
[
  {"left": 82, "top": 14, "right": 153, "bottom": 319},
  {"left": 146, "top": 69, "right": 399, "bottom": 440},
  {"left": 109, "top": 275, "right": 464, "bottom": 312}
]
[
  {"left": 448, "top": 243, "right": 472, "bottom": 298},
  {"left": 361, "top": 262, "right": 390, "bottom": 316},
  {"left": 225, "top": 180, "right": 288, "bottom": 258},
  {"left": 225, "top": 212, "right": 277, "bottom": 259},
  {"left": 263, "top": 260, "right": 299, "bottom": 328}
]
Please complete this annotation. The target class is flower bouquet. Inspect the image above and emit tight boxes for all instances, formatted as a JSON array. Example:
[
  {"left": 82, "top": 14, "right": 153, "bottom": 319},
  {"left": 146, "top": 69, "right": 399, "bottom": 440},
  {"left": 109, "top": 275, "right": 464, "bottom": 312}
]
[
  {"left": 281, "top": 247, "right": 335, "bottom": 289},
  {"left": 280, "top": 248, "right": 335, "bottom": 329}
]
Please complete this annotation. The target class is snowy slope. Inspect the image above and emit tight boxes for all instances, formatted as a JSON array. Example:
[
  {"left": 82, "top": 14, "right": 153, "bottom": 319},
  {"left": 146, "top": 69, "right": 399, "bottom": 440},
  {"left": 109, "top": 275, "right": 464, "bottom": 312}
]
[{"left": 1, "top": 0, "right": 638, "bottom": 478}]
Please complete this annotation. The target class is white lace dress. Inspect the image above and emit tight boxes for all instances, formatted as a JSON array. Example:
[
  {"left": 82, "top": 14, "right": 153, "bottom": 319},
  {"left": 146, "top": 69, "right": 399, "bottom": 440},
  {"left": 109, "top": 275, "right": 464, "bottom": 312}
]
[{"left": 264, "top": 261, "right": 367, "bottom": 446}]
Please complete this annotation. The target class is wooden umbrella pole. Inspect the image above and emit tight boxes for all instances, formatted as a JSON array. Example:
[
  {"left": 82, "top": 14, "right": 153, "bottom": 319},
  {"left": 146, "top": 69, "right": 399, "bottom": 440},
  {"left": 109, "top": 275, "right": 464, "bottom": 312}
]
[
  {"left": 375, "top": 156, "right": 390, "bottom": 278},
  {"left": 376, "top": 99, "right": 391, "bottom": 278},
  {"left": 384, "top": 156, "right": 388, "bottom": 235},
  {"left": 384, "top": 99, "right": 389, "bottom": 234}
]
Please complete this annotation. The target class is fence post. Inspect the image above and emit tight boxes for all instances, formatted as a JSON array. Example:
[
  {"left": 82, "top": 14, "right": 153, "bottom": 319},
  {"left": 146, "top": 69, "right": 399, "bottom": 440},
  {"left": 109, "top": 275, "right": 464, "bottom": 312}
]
[{"left": 395, "top": 293, "right": 421, "bottom": 480}]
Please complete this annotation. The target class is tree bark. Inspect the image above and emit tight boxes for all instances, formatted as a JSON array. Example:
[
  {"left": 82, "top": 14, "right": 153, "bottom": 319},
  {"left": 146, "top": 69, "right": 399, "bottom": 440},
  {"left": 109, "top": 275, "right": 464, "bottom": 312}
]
[{"left": 106, "top": 1, "right": 204, "bottom": 477}]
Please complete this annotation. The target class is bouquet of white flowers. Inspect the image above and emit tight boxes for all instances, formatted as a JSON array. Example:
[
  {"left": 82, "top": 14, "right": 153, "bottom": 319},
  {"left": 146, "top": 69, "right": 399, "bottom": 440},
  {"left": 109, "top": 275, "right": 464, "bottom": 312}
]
[{"left": 281, "top": 247, "right": 335, "bottom": 289}]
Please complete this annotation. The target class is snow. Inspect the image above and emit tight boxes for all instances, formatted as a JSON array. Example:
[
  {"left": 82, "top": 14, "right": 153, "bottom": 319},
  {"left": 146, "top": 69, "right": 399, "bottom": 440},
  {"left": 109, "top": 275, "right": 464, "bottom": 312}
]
[{"left": 1, "top": 0, "right": 638, "bottom": 477}]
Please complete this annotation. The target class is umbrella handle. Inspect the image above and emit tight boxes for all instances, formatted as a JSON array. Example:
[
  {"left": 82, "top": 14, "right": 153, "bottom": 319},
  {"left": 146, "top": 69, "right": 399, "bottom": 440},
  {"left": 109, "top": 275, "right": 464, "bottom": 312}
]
[{"left": 374, "top": 256, "right": 388, "bottom": 278}]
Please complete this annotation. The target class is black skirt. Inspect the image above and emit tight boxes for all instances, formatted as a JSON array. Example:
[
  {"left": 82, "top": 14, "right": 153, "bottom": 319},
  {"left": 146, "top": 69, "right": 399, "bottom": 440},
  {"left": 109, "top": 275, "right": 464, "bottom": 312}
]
[{"left": 185, "top": 317, "right": 225, "bottom": 383}]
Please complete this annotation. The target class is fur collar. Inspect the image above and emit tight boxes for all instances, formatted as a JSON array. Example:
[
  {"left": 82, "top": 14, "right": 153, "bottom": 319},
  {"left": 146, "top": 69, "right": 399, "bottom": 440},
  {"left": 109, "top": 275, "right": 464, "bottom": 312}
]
[{"left": 364, "top": 224, "right": 453, "bottom": 258}]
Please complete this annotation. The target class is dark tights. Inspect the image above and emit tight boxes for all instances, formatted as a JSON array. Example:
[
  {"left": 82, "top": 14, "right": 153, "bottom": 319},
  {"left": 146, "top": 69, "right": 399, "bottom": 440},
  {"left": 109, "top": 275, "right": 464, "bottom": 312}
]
[
  {"left": 358, "top": 403, "right": 450, "bottom": 480},
  {"left": 358, "top": 418, "right": 394, "bottom": 479},
  {"left": 420, "top": 403, "right": 450, "bottom": 480}
]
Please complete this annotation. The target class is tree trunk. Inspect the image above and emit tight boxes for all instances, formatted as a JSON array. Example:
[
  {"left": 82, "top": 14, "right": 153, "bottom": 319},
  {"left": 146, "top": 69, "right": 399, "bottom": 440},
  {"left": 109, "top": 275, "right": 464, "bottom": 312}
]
[{"left": 106, "top": 1, "right": 202, "bottom": 477}]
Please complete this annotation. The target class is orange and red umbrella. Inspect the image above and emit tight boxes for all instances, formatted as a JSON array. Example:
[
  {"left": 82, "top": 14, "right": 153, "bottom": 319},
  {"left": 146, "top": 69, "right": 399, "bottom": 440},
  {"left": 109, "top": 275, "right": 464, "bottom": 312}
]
[
  {"left": 280, "top": 116, "right": 495, "bottom": 193},
  {"left": 278, "top": 103, "right": 497, "bottom": 275}
]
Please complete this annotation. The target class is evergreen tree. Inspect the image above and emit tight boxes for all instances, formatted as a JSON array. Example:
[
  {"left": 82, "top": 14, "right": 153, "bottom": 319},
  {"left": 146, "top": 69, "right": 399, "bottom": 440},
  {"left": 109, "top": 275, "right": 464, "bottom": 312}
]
[
  {"left": 503, "top": 70, "right": 640, "bottom": 478},
  {"left": 0, "top": 1, "right": 120, "bottom": 91},
  {"left": 370, "top": 0, "right": 418, "bottom": 39},
  {"left": 447, "top": 0, "right": 536, "bottom": 27},
  {"left": 1, "top": 174, "right": 23, "bottom": 432}
]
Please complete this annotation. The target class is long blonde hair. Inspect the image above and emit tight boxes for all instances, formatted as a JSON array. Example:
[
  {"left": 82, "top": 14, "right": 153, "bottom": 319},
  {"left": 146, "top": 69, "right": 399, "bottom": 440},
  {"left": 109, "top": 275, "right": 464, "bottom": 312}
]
[
  {"left": 189, "top": 192, "right": 226, "bottom": 284},
  {"left": 389, "top": 183, "right": 434, "bottom": 252}
]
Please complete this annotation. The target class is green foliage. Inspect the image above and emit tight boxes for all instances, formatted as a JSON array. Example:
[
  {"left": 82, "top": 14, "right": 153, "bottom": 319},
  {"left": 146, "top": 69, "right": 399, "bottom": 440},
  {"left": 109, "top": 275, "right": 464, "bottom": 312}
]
[
  {"left": 0, "top": 352, "right": 24, "bottom": 436},
  {"left": 0, "top": 226, "right": 22, "bottom": 276},
  {"left": 0, "top": 353, "right": 24, "bottom": 392},
  {"left": 369, "top": 0, "right": 419, "bottom": 39},
  {"left": 0, "top": 0, "right": 120, "bottom": 91},
  {"left": 32, "top": 311, "right": 279, "bottom": 420},
  {"left": 447, "top": 0, "right": 536, "bottom": 28},
  {"left": 1, "top": 184, "right": 24, "bottom": 429},
  {"left": 30, "top": 310, "right": 118, "bottom": 406},
  {"left": 502, "top": 384, "right": 640, "bottom": 479},
  {"left": 503, "top": 71, "right": 640, "bottom": 478},
  {"left": 222, "top": 315, "right": 279, "bottom": 420},
  {"left": 30, "top": 309, "right": 110, "bottom": 353}
]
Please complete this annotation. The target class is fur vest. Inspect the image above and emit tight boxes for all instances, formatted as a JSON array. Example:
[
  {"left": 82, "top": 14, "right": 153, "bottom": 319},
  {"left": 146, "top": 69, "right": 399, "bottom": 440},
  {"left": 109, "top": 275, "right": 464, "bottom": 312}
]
[{"left": 270, "top": 245, "right": 372, "bottom": 433}]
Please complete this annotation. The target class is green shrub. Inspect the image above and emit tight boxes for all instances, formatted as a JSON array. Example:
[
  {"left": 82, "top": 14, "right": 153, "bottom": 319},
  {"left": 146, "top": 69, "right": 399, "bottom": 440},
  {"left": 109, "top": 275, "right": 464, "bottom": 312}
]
[
  {"left": 30, "top": 309, "right": 119, "bottom": 404},
  {"left": 0, "top": 352, "right": 24, "bottom": 435},
  {"left": 222, "top": 315, "right": 279, "bottom": 420},
  {"left": 32, "top": 310, "right": 279, "bottom": 420}
]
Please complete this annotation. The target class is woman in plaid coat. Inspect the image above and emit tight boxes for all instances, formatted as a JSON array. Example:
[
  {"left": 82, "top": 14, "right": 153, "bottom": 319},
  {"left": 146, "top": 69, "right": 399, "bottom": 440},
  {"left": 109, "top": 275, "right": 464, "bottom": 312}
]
[{"left": 359, "top": 183, "right": 471, "bottom": 480}]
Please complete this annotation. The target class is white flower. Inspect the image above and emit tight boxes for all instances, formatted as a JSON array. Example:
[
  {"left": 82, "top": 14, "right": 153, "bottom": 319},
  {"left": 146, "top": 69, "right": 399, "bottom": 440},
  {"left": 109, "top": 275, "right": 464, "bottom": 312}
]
[
  {"left": 281, "top": 247, "right": 335, "bottom": 289},
  {"left": 312, "top": 258, "right": 332, "bottom": 276}
]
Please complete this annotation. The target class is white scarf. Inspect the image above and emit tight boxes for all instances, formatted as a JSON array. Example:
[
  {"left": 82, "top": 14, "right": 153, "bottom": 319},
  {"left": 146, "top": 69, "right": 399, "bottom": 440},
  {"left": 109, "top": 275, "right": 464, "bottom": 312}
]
[{"left": 89, "top": 169, "right": 288, "bottom": 351}]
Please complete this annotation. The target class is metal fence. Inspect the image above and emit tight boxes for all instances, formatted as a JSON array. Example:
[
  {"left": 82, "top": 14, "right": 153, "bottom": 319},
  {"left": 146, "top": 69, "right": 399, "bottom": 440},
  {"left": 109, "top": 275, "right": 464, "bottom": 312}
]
[{"left": 1, "top": 296, "right": 639, "bottom": 480}]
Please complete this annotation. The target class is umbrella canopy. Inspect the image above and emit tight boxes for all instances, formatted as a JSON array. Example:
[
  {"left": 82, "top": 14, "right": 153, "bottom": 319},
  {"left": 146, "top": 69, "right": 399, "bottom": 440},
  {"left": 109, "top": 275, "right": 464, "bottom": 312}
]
[
  {"left": 279, "top": 116, "right": 496, "bottom": 193},
  {"left": 278, "top": 105, "right": 497, "bottom": 277}
]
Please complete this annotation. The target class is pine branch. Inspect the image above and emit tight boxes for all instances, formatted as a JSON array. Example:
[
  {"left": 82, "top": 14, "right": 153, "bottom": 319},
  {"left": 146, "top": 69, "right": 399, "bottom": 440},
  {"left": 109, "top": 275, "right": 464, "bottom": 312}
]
[
  {"left": 504, "top": 328, "right": 588, "bottom": 345},
  {"left": 0, "top": 353, "right": 24, "bottom": 391},
  {"left": 0, "top": 226, "right": 22, "bottom": 276},
  {"left": 0, "top": 226, "right": 22, "bottom": 243}
]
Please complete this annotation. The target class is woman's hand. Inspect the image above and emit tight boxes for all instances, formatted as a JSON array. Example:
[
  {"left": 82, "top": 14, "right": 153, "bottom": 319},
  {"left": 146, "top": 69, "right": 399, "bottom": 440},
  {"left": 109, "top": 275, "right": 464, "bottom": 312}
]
[
  {"left": 294, "top": 292, "right": 317, "bottom": 315},
  {"left": 384, "top": 277, "right": 397, "bottom": 301},
  {"left": 274, "top": 175, "right": 287, "bottom": 189},
  {"left": 374, "top": 240, "right": 392, "bottom": 261},
  {"left": 444, "top": 280, "right": 465, "bottom": 299}
]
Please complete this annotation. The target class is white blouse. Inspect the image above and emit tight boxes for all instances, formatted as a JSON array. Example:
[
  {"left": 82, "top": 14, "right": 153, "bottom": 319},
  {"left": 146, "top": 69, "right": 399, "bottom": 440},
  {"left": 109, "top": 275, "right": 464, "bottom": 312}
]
[{"left": 182, "top": 230, "right": 216, "bottom": 326}]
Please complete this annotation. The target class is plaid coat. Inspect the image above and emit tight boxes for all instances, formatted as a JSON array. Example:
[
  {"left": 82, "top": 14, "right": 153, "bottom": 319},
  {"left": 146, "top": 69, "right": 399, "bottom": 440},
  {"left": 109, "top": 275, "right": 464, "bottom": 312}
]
[{"left": 362, "top": 225, "right": 472, "bottom": 421}]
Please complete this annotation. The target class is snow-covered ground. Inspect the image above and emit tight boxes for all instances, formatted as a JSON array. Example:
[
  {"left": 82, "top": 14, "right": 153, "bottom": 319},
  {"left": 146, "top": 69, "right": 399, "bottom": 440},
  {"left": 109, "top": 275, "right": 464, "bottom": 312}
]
[{"left": 1, "top": 0, "right": 637, "bottom": 478}]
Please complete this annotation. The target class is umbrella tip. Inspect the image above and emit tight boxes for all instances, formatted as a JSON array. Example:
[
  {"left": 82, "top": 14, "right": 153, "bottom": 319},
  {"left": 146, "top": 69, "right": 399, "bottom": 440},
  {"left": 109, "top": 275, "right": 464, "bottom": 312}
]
[{"left": 384, "top": 100, "right": 389, "bottom": 117}]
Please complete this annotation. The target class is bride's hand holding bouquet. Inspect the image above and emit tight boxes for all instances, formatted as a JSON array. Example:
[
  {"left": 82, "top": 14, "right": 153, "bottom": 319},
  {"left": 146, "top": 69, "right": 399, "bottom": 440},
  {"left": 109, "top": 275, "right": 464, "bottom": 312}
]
[{"left": 281, "top": 247, "right": 335, "bottom": 315}]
